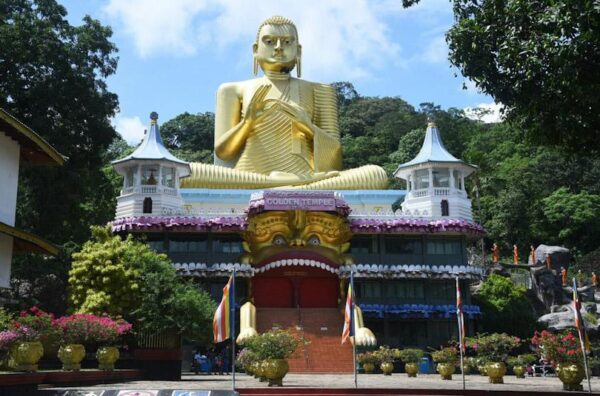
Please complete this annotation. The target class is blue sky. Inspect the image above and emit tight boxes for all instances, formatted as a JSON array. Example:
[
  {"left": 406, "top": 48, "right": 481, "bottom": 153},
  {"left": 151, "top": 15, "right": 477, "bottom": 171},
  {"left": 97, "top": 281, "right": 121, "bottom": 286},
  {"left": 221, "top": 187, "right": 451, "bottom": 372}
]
[{"left": 61, "top": 0, "right": 499, "bottom": 144}]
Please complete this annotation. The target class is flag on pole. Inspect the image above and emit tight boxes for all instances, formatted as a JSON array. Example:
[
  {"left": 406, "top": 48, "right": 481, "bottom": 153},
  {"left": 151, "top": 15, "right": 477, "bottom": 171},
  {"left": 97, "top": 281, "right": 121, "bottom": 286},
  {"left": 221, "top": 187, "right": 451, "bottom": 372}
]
[
  {"left": 342, "top": 276, "right": 355, "bottom": 344},
  {"left": 572, "top": 278, "right": 590, "bottom": 352},
  {"left": 456, "top": 278, "right": 466, "bottom": 352},
  {"left": 213, "top": 274, "right": 233, "bottom": 343}
]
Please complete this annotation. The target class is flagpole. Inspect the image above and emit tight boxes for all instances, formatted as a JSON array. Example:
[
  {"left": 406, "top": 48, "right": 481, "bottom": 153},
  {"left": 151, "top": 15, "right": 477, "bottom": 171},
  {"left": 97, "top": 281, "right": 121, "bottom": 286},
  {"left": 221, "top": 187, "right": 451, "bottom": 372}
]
[
  {"left": 456, "top": 277, "right": 466, "bottom": 391},
  {"left": 231, "top": 268, "right": 236, "bottom": 391},
  {"left": 573, "top": 277, "right": 592, "bottom": 394},
  {"left": 350, "top": 271, "right": 357, "bottom": 389}
]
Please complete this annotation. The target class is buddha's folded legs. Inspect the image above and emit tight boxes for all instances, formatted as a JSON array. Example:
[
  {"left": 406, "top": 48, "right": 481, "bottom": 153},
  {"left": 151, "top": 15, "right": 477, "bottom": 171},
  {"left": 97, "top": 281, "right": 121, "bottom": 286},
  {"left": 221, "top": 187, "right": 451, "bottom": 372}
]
[
  {"left": 279, "top": 165, "right": 389, "bottom": 190},
  {"left": 181, "top": 163, "right": 388, "bottom": 190}
]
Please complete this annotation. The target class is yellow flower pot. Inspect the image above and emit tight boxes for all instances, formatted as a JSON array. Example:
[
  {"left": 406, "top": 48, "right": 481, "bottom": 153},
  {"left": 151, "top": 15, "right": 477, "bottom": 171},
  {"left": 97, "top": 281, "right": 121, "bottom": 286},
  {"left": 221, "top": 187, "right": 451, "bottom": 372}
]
[
  {"left": 362, "top": 362, "right": 375, "bottom": 374},
  {"left": 513, "top": 365, "right": 526, "bottom": 378},
  {"left": 96, "top": 346, "right": 119, "bottom": 371},
  {"left": 58, "top": 344, "right": 86, "bottom": 371},
  {"left": 405, "top": 362, "right": 419, "bottom": 377},
  {"left": 437, "top": 362, "right": 455, "bottom": 380},
  {"left": 14, "top": 341, "right": 44, "bottom": 372},
  {"left": 380, "top": 362, "right": 394, "bottom": 375},
  {"left": 486, "top": 362, "right": 506, "bottom": 384},
  {"left": 259, "top": 360, "right": 269, "bottom": 382},
  {"left": 556, "top": 363, "right": 585, "bottom": 392},
  {"left": 252, "top": 361, "right": 262, "bottom": 379},
  {"left": 263, "top": 358, "right": 289, "bottom": 386}
]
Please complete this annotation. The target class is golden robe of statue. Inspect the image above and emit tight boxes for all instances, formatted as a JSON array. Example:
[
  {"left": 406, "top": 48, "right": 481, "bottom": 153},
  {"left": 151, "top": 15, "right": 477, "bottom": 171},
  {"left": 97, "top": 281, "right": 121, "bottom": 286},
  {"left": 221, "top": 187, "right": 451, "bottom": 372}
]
[{"left": 181, "top": 16, "right": 388, "bottom": 190}]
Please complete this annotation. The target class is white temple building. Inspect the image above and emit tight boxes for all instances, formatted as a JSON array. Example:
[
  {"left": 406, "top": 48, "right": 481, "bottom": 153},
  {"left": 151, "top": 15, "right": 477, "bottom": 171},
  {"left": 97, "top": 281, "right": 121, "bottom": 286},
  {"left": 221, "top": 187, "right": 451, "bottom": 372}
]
[
  {"left": 112, "top": 112, "right": 191, "bottom": 218},
  {"left": 393, "top": 122, "right": 476, "bottom": 221}
]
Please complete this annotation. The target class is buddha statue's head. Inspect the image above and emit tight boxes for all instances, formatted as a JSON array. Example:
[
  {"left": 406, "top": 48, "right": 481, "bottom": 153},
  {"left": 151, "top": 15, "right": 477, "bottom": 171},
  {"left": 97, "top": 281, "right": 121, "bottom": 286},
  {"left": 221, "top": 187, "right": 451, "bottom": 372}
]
[{"left": 253, "top": 16, "right": 301, "bottom": 77}]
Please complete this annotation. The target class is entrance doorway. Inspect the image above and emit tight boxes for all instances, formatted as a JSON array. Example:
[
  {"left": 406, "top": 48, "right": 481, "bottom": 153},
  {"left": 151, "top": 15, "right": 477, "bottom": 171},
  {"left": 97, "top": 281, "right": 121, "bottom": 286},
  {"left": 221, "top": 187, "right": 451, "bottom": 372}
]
[{"left": 253, "top": 266, "right": 339, "bottom": 308}]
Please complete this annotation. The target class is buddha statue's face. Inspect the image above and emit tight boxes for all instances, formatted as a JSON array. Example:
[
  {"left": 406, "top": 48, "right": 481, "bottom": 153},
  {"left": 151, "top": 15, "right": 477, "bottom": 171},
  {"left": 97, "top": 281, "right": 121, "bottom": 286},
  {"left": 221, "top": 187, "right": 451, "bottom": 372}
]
[{"left": 254, "top": 23, "right": 300, "bottom": 74}]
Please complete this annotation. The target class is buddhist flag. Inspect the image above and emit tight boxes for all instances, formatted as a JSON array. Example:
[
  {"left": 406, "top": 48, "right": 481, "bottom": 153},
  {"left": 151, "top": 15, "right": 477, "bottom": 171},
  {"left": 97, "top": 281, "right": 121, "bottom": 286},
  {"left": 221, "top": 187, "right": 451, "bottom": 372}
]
[
  {"left": 342, "top": 273, "right": 355, "bottom": 344},
  {"left": 456, "top": 277, "right": 466, "bottom": 352},
  {"left": 213, "top": 274, "right": 234, "bottom": 343},
  {"left": 572, "top": 278, "right": 590, "bottom": 352}
]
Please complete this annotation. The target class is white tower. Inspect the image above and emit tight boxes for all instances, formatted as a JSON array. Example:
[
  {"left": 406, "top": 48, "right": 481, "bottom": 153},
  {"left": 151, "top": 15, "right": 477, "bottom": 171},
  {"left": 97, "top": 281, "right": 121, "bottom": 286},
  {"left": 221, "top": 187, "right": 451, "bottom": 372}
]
[
  {"left": 112, "top": 112, "right": 191, "bottom": 218},
  {"left": 393, "top": 122, "right": 476, "bottom": 221}
]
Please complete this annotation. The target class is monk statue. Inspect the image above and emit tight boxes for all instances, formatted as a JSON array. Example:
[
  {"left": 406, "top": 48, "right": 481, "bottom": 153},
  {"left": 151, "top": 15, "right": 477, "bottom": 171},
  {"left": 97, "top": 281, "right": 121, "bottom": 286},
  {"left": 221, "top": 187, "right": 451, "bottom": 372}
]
[{"left": 181, "top": 16, "right": 388, "bottom": 190}]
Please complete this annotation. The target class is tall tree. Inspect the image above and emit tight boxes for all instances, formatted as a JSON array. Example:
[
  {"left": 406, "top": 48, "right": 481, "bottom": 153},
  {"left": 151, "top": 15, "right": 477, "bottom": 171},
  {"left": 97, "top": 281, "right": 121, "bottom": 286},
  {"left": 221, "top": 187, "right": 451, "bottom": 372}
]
[
  {"left": 447, "top": 0, "right": 600, "bottom": 150},
  {"left": 0, "top": 0, "right": 119, "bottom": 311}
]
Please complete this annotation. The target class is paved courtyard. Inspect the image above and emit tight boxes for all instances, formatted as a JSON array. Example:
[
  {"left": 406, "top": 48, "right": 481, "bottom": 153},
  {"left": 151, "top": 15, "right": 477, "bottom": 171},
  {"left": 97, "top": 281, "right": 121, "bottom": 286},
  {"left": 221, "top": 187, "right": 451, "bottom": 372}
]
[{"left": 43, "top": 372, "right": 600, "bottom": 393}]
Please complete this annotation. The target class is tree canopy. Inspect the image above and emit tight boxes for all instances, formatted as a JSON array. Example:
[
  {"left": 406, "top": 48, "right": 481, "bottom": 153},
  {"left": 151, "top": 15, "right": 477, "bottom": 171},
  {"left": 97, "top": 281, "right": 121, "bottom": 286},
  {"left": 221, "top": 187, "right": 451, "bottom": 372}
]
[
  {"left": 1, "top": 0, "right": 120, "bottom": 312},
  {"left": 403, "top": 0, "right": 600, "bottom": 151}
]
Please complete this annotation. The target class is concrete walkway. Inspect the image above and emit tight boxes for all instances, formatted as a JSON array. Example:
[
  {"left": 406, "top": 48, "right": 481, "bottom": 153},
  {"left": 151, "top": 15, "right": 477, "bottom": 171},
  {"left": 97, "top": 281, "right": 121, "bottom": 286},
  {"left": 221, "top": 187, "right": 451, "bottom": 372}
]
[{"left": 41, "top": 372, "right": 600, "bottom": 393}]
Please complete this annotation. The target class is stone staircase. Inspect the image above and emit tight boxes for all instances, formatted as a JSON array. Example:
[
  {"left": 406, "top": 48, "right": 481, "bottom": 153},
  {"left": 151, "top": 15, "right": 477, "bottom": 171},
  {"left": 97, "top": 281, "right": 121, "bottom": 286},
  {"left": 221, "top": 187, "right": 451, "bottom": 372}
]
[{"left": 256, "top": 308, "right": 354, "bottom": 373}]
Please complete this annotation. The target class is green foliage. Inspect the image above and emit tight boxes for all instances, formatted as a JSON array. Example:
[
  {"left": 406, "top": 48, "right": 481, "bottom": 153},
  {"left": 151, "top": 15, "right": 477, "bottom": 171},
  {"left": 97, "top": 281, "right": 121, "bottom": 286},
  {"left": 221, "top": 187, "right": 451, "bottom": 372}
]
[
  {"left": 160, "top": 112, "right": 215, "bottom": 163},
  {"left": 507, "top": 354, "right": 537, "bottom": 367},
  {"left": 431, "top": 347, "right": 458, "bottom": 364},
  {"left": 0, "top": 309, "right": 14, "bottom": 332},
  {"left": 373, "top": 345, "right": 398, "bottom": 364},
  {"left": 474, "top": 274, "right": 536, "bottom": 337},
  {"left": 357, "top": 351, "right": 379, "bottom": 365},
  {"left": 1, "top": 0, "right": 120, "bottom": 312},
  {"left": 69, "top": 226, "right": 216, "bottom": 341},
  {"left": 397, "top": 348, "right": 424, "bottom": 363},
  {"left": 242, "top": 329, "right": 301, "bottom": 360},
  {"left": 474, "top": 333, "right": 521, "bottom": 362},
  {"left": 69, "top": 226, "right": 149, "bottom": 316},
  {"left": 446, "top": 0, "right": 600, "bottom": 151}
]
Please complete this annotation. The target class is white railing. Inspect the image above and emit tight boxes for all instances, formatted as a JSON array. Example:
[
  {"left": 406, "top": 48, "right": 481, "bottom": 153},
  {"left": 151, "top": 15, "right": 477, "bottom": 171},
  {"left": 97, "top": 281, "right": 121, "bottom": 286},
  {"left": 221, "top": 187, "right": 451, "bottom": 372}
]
[
  {"left": 434, "top": 188, "right": 450, "bottom": 196},
  {"left": 411, "top": 190, "right": 429, "bottom": 198},
  {"left": 163, "top": 187, "right": 177, "bottom": 196},
  {"left": 141, "top": 186, "right": 157, "bottom": 194}
]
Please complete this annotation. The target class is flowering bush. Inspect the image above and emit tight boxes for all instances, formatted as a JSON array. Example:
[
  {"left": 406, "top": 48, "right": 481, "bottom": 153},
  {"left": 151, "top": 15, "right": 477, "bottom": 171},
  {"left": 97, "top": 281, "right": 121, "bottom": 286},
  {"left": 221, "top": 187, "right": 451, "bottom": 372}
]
[
  {"left": 235, "top": 348, "right": 258, "bottom": 369},
  {"left": 373, "top": 346, "right": 398, "bottom": 364},
  {"left": 431, "top": 347, "right": 458, "bottom": 364},
  {"left": 357, "top": 351, "right": 379, "bottom": 365},
  {"left": 14, "top": 306, "right": 61, "bottom": 346},
  {"left": 397, "top": 348, "right": 425, "bottom": 364},
  {"left": 506, "top": 354, "right": 537, "bottom": 367},
  {"left": 0, "top": 330, "right": 20, "bottom": 351},
  {"left": 243, "top": 329, "right": 301, "bottom": 360},
  {"left": 531, "top": 330, "right": 583, "bottom": 366},
  {"left": 54, "top": 314, "right": 132, "bottom": 347},
  {"left": 474, "top": 333, "right": 520, "bottom": 362}
]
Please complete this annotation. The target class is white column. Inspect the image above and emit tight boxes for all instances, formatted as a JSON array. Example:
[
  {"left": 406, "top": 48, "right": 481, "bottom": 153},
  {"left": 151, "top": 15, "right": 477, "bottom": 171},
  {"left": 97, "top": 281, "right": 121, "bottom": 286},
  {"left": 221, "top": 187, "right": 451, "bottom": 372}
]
[
  {"left": 428, "top": 168, "right": 434, "bottom": 195},
  {"left": 449, "top": 167, "right": 455, "bottom": 190},
  {"left": 460, "top": 172, "right": 465, "bottom": 191}
]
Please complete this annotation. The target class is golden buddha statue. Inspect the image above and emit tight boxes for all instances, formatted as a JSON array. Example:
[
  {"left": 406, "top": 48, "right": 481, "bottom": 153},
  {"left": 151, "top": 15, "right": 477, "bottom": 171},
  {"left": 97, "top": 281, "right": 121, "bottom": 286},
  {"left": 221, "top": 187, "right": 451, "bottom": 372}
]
[{"left": 181, "top": 16, "right": 388, "bottom": 190}]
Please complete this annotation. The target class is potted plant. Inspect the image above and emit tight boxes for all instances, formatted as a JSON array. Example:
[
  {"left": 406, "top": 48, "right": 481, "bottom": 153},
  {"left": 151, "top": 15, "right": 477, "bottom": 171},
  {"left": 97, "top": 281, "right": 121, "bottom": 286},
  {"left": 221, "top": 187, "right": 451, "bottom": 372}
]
[
  {"left": 397, "top": 348, "right": 424, "bottom": 377},
  {"left": 475, "top": 333, "right": 520, "bottom": 384},
  {"left": 10, "top": 326, "right": 43, "bottom": 372},
  {"left": 532, "top": 330, "right": 585, "bottom": 391},
  {"left": 506, "top": 354, "right": 536, "bottom": 378},
  {"left": 13, "top": 306, "right": 61, "bottom": 359},
  {"left": 432, "top": 347, "right": 458, "bottom": 380},
  {"left": 53, "top": 314, "right": 92, "bottom": 371},
  {"left": 373, "top": 346, "right": 396, "bottom": 375},
  {"left": 357, "top": 351, "right": 378, "bottom": 374},
  {"left": 79, "top": 314, "right": 132, "bottom": 371},
  {"left": 244, "top": 329, "right": 300, "bottom": 386},
  {"left": 236, "top": 348, "right": 258, "bottom": 375}
]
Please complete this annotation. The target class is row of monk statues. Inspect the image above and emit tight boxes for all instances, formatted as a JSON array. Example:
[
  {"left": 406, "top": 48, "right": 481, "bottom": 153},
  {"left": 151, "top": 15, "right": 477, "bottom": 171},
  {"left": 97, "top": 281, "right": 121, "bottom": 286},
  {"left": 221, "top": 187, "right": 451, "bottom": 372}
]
[{"left": 180, "top": 16, "right": 388, "bottom": 190}]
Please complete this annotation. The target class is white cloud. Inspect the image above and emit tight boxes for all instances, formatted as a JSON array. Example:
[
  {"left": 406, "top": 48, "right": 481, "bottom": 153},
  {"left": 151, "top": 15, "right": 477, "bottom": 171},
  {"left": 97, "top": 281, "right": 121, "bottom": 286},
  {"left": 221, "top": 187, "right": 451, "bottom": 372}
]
[
  {"left": 464, "top": 102, "right": 505, "bottom": 124},
  {"left": 421, "top": 36, "right": 448, "bottom": 64},
  {"left": 103, "top": 0, "right": 401, "bottom": 81},
  {"left": 112, "top": 114, "right": 146, "bottom": 145}
]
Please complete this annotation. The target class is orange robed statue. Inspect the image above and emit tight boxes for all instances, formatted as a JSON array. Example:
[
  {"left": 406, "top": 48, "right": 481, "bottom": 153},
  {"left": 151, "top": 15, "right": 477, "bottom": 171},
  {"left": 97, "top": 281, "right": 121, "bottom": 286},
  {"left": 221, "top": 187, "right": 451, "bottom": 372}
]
[
  {"left": 560, "top": 266, "right": 567, "bottom": 286},
  {"left": 513, "top": 244, "right": 519, "bottom": 265},
  {"left": 491, "top": 243, "right": 500, "bottom": 264},
  {"left": 530, "top": 245, "right": 536, "bottom": 266},
  {"left": 592, "top": 272, "right": 598, "bottom": 287}
]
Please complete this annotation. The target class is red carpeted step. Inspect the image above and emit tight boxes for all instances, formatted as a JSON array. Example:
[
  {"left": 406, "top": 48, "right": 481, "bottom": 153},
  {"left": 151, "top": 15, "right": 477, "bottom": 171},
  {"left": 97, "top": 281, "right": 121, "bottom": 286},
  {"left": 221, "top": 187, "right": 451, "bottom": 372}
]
[{"left": 256, "top": 308, "right": 354, "bottom": 373}]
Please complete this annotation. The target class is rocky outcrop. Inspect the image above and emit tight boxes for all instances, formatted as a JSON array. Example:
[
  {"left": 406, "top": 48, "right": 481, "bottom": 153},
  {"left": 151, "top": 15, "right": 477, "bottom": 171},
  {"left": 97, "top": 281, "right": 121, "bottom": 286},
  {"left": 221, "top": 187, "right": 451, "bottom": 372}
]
[
  {"left": 538, "top": 301, "right": 599, "bottom": 333},
  {"left": 530, "top": 244, "right": 571, "bottom": 270}
]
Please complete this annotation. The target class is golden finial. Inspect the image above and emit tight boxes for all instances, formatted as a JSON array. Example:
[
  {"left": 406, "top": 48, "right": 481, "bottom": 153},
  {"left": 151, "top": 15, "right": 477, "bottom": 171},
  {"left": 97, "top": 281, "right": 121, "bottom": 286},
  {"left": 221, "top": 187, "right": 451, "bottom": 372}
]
[{"left": 150, "top": 111, "right": 158, "bottom": 125}]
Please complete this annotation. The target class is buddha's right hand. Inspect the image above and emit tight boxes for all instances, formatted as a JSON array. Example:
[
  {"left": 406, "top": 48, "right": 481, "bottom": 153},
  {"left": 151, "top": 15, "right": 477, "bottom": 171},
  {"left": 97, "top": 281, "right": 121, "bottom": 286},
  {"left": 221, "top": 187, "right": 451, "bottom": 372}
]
[{"left": 245, "top": 84, "right": 271, "bottom": 126}]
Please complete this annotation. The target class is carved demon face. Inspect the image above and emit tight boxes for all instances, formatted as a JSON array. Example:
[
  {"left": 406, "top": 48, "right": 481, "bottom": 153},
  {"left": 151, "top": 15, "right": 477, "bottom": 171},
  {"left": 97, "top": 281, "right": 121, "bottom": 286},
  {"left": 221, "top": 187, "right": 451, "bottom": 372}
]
[{"left": 242, "top": 210, "right": 352, "bottom": 267}]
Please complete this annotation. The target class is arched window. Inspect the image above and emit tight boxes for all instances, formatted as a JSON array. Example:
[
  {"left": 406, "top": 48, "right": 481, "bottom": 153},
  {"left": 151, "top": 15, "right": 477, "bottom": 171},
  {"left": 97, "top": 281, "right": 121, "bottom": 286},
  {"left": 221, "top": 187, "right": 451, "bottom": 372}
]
[
  {"left": 441, "top": 199, "right": 449, "bottom": 216},
  {"left": 143, "top": 197, "right": 153, "bottom": 214}
]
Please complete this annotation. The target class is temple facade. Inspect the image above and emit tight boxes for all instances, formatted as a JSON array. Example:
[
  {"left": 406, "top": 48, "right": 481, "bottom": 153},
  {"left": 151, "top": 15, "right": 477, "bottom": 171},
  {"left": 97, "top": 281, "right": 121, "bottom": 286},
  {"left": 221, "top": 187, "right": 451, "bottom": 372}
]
[{"left": 111, "top": 114, "right": 484, "bottom": 370}]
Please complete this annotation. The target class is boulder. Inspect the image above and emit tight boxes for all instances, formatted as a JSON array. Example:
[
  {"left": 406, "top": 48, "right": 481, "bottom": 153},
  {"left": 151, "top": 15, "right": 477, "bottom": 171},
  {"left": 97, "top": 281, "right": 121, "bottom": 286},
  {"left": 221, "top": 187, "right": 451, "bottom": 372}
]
[
  {"left": 531, "top": 244, "right": 570, "bottom": 270},
  {"left": 538, "top": 302, "right": 599, "bottom": 333}
]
